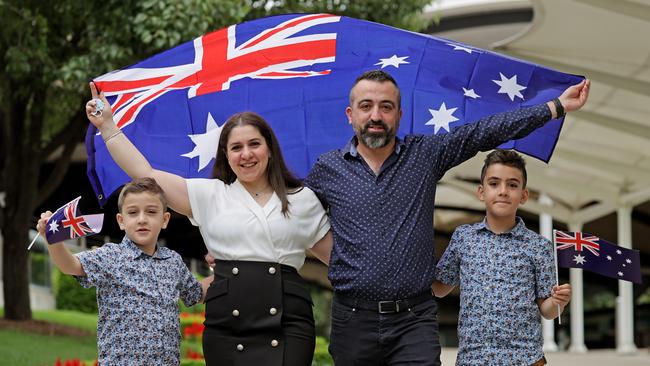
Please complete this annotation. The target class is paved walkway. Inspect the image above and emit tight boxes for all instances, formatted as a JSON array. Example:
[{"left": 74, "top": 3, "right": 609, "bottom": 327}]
[{"left": 440, "top": 348, "right": 650, "bottom": 365}]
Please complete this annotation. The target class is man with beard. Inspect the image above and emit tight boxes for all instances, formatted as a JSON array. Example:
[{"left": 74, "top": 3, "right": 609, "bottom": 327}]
[{"left": 304, "top": 70, "right": 590, "bottom": 365}]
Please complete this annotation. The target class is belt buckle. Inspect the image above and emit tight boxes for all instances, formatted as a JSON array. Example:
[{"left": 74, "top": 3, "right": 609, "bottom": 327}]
[{"left": 378, "top": 300, "right": 398, "bottom": 314}]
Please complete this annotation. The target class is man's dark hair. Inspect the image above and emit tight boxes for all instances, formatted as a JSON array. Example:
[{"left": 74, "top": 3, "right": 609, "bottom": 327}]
[
  {"left": 480, "top": 149, "right": 528, "bottom": 188},
  {"left": 349, "top": 70, "right": 401, "bottom": 108},
  {"left": 118, "top": 177, "right": 168, "bottom": 212}
]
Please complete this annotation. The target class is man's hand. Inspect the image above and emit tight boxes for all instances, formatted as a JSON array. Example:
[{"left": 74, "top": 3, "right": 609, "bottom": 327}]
[{"left": 559, "top": 79, "right": 590, "bottom": 113}]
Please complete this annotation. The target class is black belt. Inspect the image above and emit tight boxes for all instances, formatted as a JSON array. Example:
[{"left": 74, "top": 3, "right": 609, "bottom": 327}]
[{"left": 335, "top": 291, "right": 432, "bottom": 314}]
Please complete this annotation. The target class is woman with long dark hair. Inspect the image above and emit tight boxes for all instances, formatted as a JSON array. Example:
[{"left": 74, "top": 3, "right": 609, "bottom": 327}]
[{"left": 86, "top": 83, "right": 332, "bottom": 366}]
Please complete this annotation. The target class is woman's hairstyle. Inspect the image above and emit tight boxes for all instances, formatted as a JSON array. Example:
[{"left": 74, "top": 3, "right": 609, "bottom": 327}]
[{"left": 211, "top": 111, "right": 302, "bottom": 216}]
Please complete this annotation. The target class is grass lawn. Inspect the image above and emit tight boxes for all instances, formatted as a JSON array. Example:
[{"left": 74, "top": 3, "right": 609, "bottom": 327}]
[
  {"left": 0, "top": 308, "right": 98, "bottom": 366},
  {"left": 0, "top": 309, "right": 98, "bottom": 334},
  {"left": 0, "top": 329, "right": 97, "bottom": 366}
]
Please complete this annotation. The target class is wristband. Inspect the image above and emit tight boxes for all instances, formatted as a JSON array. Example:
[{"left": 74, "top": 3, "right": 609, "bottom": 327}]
[{"left": 553, "top": 98, "right": 565, "bottom": 118}]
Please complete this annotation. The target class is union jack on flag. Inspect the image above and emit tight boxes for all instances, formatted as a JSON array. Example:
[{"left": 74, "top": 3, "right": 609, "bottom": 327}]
[
  {"left": 554, "top": 230, "right": 642, "bottom": 284},
  {"left": 45, "top": 197, "right": 104, "bottom": 244},
  {"left": 555, "top": 230, "right": 600, "bottom": 256},
  {"left": 86, "top": 14, "right": 583, "bottom": 205}
]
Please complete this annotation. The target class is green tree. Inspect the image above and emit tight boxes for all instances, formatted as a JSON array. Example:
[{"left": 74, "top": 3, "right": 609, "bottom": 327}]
[
  {"left": 247, "top": 0, "right": 433, "bottom": 31},
  {"left": 0, "top": 0, "right": 431, "bottom": 321},
  {"left": 0, "top": 0, "right": 248, "bottom": 321}
]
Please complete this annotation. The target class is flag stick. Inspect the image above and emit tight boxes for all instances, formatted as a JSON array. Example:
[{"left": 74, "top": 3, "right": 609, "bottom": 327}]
[
  {"left": 552, "top": 229, "right": 561, "bottom": 325},
  {"left": 27, "top": 233, "right": 39, "bottom": 251}
]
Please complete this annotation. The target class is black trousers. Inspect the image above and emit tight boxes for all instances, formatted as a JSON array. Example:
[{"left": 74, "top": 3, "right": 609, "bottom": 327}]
[
  {"left": 202, "top": 260, "right": 315, "bottom": 366},
  {"left": 329, "top": 293, "right": 442, "bottom": 366}
]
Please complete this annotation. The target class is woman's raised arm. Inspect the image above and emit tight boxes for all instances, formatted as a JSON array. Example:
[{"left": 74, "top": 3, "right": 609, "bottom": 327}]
[{"left": 86, "top": 82, "right": 192, "bottom": 217}]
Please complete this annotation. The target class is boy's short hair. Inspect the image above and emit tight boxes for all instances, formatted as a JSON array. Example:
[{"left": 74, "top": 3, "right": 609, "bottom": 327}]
[
  {"left": 480, "top": 149, "right": 528, "bottom": 188},
  {"left": 117, "top": 177, "right": 168, "bottom": 212}
]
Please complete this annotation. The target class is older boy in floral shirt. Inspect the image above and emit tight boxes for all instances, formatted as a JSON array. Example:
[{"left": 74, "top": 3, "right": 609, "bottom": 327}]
[{"left": 432, "top": 150, "right": 571, "bottom": 366}]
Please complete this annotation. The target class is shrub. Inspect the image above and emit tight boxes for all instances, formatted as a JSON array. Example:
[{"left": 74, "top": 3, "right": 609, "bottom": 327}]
[{"left": 53, "top": 270, "right": 98, "bottom": 313}]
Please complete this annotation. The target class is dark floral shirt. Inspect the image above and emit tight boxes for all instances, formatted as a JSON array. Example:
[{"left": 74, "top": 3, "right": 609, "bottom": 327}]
[
  {"left": 435, "top": 218, "right": 555, "bottom": 365},
  {"left": 76, "top": 237, "right": 202, "bottom": 365}
]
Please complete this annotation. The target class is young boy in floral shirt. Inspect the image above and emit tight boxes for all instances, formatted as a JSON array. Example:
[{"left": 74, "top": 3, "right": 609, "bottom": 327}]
[
  {"left": 432, "top": 150, "right": 571, "bottom": 366},
  {"left": 37, "top": 177, "right": 211, "bottom": 365}
]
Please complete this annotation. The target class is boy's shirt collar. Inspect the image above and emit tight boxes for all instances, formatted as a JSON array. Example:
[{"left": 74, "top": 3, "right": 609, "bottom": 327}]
[
  {"left": 476, "top": 216, "right": 528, "bottom": 238},
  {"left": 120, "top": 236, "right": 172, "bottom": 260}
]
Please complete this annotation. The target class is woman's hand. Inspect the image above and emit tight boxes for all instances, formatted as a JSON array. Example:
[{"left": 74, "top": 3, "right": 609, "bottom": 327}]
[{"left": 86, "top": 82, "right": 116, "bottom": 131}]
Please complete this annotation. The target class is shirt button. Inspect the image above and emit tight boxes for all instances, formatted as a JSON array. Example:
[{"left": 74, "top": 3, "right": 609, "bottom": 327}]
[
  {"left": 236, "top": 344, "right": 244, "bottom": 352},
  {"left": 268, "top": 267, "right": 276, "bottom": 275},
  {"left": 232, "top": 267, "right": 239, "bottom": 275},
  {"left": 269, "top": 307, "right": 277, "bottom": 315},
  {"left": 271, "top": 339, "right": 279, "bottom": 347},
  {"left": 232, "top": 309, "right": 240, "bottom": 317}
]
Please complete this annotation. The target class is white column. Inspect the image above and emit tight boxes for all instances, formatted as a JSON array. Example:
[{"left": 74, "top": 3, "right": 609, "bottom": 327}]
[
  {"left": 568, "top": 221, "right": 587, "bottom": 353},
  {"left": 539, "top": 194, "right": 558, "bottom": 351},
  {"left": 616, "top": 206, "right": 637, "bottom": 354}
]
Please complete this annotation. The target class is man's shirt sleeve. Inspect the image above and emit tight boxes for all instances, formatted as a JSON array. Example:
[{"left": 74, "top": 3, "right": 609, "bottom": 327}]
[
  {"left": 428, "top": 103, "right": 552, "bottom": 180},
  {"left": 303, "top": 158, "right": 330, "bottom": 210},
  {"left": 435, "top": 229, "right": 463, "bottom": 286}
]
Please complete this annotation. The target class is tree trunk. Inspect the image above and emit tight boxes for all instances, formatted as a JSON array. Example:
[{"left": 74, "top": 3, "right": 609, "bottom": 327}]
[
  {"left": 2, "top": 218, "right": 32, "bottom": 320},
  {"left": 1, "top": 96, "right": 41, "bottom": 320}
]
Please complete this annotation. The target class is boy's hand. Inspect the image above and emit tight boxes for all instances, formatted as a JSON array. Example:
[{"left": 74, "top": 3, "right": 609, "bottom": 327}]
[
  {"left": 550, "top": 283, "right": 571, "bottom": 307},
  {"left": 36, "top": 211, "right": 53, "bottom": 238}
]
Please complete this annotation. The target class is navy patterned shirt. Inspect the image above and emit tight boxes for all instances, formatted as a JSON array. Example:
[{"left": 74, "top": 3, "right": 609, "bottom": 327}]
[
  {"left": 305, "top": 104, "right": 551, "bottom": 300},
  {"left": 76, "top": 237, "right": 202, "bottom": 365},
  {"left": 435, "top": 218, "right": 556, "bottom": 365}
]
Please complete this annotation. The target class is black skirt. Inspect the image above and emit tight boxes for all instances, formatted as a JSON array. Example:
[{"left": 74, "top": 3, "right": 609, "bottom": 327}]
[{"left": 202, "top": 260, "right": 315, "bottom": 366}]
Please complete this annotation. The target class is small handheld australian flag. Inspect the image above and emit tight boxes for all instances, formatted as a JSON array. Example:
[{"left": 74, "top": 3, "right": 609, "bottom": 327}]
[
  {"left": 44, "top": 197, "right": 104, "bottom": 244},
  {"left": 554, "top": 230, "right": 642, "bottom": 284}
]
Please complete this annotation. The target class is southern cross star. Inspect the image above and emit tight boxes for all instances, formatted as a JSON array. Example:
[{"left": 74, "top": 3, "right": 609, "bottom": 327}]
[
  {"left": 493, "top": 72, "right": 526, "bottom": 101},
  {"left": 374, "top": 55, "right": 410, "bottom": 69},
  {"left": 425, "top": 103, "right": 459, "bottom": 134}
]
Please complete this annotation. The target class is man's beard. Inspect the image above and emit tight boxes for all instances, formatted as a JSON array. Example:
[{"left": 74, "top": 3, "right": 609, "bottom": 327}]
[{"left": 357, "top": 120, "right": 395, "bottom": 149}]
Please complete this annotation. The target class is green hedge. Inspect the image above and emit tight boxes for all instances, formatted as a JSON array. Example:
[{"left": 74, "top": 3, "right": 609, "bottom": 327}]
[{"left": 53, "top": 270, "right": 98, "bottom": 314}]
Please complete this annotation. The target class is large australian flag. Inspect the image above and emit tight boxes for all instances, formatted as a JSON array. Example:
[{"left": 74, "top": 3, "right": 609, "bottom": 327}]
[
  {"left": 86, "top": 14, "right": 583, "bottom": 205},
  {"left": 555, "top": 231, "right": 642, "bottom": 284}
]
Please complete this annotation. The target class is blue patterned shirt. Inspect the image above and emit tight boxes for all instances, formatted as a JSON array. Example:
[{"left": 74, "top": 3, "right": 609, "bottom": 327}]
[
  {"left": 76, "top": 237, "right": 202, "bottom": 365},
  {"left": 435, "top": 218, "right": 556, "bottom": 365},
  {"left": 305, "top": 104, "right": 551, "bottom": 300}
]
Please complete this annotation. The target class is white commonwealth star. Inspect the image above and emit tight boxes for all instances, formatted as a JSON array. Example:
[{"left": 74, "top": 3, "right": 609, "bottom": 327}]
[
  {"left": 463, "top": 87, "right": 480, "bottom": 99},
  {"left": 48, "top": 220, "right": 59, "bottom": 233},
  {"left": 374, "top": 55, "right": 410, "bottom": 69},
  {"left": 181, "top": 113, "right": 224, "bottom": 171},
  {"left": 573, "top": 254, "right": 586, "bottom": 265},
  {"left": 425, "top": 102, "right": 459, "bottom": 134},
  {"left": 493, "top": 72, "right": 526, "bottom": 101},
  {"left": 446, "top": 43, "right": 473, "bottom": 54}
]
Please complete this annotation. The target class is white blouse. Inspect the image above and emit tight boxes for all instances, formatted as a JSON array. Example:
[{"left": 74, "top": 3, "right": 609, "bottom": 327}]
[{"left": 187, "top": 179, "right": 330, "bottom": 270}]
